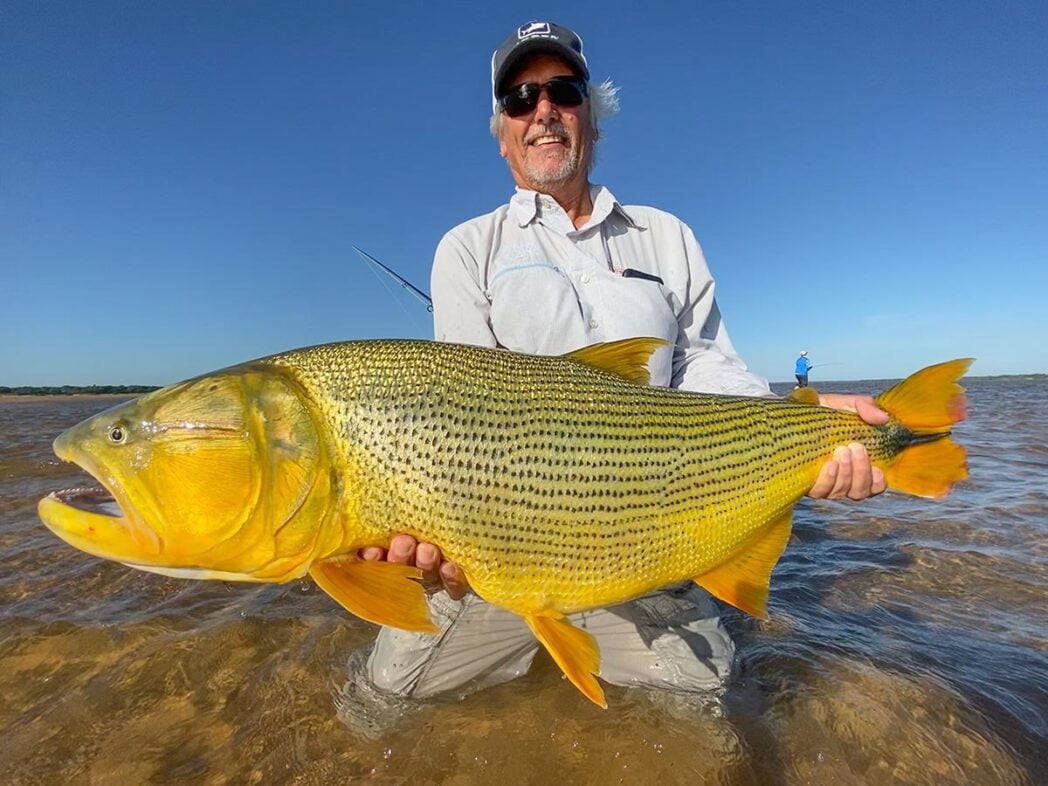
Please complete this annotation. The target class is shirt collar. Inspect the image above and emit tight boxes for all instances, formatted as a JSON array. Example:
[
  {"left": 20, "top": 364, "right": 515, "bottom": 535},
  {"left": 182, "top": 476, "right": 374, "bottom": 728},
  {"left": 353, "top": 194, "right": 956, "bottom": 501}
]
[{"left": 508, "top": 185, "right": 647, "bottom": 231}]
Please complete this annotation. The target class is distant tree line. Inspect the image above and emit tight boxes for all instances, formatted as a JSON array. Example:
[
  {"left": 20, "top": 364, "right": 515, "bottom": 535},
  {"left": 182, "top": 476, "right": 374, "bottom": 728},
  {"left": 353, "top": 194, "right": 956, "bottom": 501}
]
[{"left": 0, "top": 385, "right": 160, "bottom": 396}]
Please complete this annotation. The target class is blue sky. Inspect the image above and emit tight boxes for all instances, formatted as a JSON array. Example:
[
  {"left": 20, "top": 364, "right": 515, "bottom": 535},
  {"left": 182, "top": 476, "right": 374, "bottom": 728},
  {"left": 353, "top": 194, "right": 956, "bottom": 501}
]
[{"left": 3, "top": 1, "right": 1045, "bottom": 386}]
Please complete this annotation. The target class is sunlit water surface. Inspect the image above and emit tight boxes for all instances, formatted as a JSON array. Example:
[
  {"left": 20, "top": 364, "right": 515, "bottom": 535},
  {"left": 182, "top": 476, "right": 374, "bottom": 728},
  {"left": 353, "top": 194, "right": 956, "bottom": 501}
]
[{"left": 1, "top": 377, "right": 1045, "bottom": 785}]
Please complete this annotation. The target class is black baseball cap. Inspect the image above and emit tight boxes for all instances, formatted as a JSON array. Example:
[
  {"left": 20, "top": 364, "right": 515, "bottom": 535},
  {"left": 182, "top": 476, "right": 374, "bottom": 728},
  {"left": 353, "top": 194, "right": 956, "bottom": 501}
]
[{"left": 491, "top": 21, "right": 590, "bottom": 109}]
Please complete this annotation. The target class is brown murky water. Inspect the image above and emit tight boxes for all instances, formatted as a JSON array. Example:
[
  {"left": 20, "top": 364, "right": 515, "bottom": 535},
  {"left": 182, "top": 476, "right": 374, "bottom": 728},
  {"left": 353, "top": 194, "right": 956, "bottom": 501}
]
[{"left": 1, "top": 377, "right": 1045, "bottom": 785}]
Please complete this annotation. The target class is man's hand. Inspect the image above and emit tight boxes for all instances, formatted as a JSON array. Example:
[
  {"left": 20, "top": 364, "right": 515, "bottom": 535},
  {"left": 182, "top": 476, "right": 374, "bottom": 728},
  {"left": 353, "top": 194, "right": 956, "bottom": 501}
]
[
  {"left": 359, "top": 535, "right": 470, "bottom": 600},
  {"left": 808, "top": 393, "right": 890, "bottom": 500}
]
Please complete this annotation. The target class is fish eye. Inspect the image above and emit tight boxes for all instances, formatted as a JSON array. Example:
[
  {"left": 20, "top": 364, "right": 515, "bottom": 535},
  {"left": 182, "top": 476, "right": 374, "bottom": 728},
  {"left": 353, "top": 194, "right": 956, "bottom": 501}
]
[{"left": 107, "top": 424, "right": 127, "bottom": 444}]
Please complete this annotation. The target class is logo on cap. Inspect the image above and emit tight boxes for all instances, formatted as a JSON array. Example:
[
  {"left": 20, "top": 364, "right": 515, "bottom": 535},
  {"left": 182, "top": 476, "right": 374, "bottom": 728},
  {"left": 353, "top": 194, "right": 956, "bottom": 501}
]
[{"left": 518, "top": 21, "right": 551, "bottom": 39}]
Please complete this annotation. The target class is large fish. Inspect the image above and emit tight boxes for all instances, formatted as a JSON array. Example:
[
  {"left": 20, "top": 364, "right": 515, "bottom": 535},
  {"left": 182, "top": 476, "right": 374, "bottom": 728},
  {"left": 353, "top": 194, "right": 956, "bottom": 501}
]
[{"left": 38, "top": 339, "right": 970, "bottom": 707}]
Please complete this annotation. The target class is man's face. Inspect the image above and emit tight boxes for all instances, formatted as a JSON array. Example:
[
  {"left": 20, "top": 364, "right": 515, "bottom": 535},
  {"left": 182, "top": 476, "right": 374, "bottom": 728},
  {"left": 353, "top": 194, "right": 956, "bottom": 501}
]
[{"left": 497, "top": 53, "right": 594, "bottom": 193}]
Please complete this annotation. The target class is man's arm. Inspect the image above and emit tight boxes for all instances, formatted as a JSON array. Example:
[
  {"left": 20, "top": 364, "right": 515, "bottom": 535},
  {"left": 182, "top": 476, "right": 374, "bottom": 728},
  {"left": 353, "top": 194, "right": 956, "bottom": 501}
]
[{"left": 431, "top": 231, "right": 497, "bottom": 346}]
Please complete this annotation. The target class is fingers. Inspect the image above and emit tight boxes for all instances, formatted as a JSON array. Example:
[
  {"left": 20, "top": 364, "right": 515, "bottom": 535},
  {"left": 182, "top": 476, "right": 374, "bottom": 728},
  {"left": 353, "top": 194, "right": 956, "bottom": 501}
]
[
  {"left": 853, "top": 396, "right": 890, "bottom": 426},
  {"left": 357, "top": 535, "right": 471, "bottom": 598},
  {"left": 817, "top": 393, "right": 889, "bottom": 425},
  {"left": 847, "top": 443, "right": 872, "bottom": 500},
  {"left": 359, "top": 545, "right": 385, "bottom": 561},
  {"left": 440, "top": 562, "right": 470, "bottom": 600},
  {"left": 387, "top": 534, "right": 417, "bottom": 565},
  {"left": 808, "top": 443, "right": 887, "bottom": 500},
  {"left": 808, "top": 458, "right": 838, "bottom": 498},
  {"left": 415, "top": 541, "right": 442, "bottom": 588}
]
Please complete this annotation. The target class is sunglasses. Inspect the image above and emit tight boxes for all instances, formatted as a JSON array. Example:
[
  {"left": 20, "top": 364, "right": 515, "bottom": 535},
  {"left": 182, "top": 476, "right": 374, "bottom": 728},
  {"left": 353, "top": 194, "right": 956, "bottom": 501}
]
[{"left": 498, "top": 76, "right": 588, "bottom": 118}]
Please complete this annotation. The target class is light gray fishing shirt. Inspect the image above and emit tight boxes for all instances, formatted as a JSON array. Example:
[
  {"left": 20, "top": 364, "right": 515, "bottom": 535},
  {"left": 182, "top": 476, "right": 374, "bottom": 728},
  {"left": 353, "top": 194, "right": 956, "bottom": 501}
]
[{"left": 431, "top": 185, "right": 771, "bottom": 396}]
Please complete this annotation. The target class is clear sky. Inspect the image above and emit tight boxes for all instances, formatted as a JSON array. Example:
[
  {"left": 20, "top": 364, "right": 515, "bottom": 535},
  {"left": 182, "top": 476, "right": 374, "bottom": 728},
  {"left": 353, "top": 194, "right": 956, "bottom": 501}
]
[{"left": 3, "top": 1, "right": 1046, "bottom": 386}]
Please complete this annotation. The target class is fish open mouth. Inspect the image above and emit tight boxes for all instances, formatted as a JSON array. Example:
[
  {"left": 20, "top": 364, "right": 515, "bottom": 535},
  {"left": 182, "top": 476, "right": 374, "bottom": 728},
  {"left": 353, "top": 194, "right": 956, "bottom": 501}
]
[
  {"left": 39, "top": 483, "right": 161, "bottom": 559},
  {"left": 48, "top": 487, "right": 124, "bottom": 518}
]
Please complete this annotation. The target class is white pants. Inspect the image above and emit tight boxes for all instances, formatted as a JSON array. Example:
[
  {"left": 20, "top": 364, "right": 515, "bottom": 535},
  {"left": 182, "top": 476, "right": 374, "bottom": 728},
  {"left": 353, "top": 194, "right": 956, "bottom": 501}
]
[{"left": 366, "top": 584, "right": 734, "bottom": 699}]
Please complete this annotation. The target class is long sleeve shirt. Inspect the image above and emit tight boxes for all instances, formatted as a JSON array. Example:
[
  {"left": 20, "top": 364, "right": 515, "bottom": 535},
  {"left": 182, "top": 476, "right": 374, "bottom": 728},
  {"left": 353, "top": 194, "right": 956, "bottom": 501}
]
[{"left": 431, "top": 184, "right": 771, "bottom": 397}]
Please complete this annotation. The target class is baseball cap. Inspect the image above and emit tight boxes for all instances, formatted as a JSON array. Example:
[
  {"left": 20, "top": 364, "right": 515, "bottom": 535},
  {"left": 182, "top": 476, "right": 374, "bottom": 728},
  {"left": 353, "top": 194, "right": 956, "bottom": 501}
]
[{"left": 491, "top": 21, "right": 590, "bottom": 110}]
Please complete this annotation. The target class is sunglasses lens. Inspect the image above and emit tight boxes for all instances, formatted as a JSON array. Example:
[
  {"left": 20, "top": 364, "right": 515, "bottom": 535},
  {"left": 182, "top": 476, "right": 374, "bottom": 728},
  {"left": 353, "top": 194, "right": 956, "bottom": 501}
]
[
  {"left": 502, "top": 85, "right": 539, "bottom": 117},
  {"left": 500, "top": 79, "right": 586, "bottom": 117},
  {"left": 546, "top": 79, "right": 585, "bottom": 107}
]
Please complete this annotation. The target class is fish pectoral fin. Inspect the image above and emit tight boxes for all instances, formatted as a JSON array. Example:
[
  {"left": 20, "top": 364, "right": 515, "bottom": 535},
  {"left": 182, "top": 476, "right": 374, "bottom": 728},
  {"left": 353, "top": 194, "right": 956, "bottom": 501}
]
[
  {"left": 309, "top": 558, "right": 439, "bottom": 633},
  {"left": 565, "top": 337, "right": 669, "bottom": 385},
  {"left": 525, "top": 613, "right": 607, "bottom": 709},
  {"left": 693, "top": 509, "right": 794, "bottom": 619},
  {"left": 786, "top": 386, "right": 820, "bottom": 405}
]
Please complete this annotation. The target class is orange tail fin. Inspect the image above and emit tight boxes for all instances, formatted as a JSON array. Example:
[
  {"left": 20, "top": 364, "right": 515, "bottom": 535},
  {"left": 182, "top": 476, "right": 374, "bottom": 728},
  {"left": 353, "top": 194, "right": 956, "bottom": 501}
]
[{"left": 875, "top": 358, "right": 973, "bottom": 499}]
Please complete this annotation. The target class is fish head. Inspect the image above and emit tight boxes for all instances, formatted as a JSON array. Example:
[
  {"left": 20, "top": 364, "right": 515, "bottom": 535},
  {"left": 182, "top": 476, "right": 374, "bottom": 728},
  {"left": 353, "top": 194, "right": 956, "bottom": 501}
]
[{"left": 38, "top": 366, "right": 335, "bottom": 581}]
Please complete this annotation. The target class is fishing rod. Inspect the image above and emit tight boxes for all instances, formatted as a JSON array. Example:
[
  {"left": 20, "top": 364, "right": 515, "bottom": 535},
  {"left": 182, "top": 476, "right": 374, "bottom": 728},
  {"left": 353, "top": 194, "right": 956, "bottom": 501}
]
[
  {"left": 352, "top": 245, "right": 433, "bottom": 312},
  {"left": 809, "top": 363, "right": 844, "bottom": 369}
]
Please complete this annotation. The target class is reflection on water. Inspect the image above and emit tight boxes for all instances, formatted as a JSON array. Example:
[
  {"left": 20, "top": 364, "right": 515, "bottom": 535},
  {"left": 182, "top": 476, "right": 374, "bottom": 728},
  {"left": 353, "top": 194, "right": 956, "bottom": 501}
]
[{"left": 1, "top": 379, "right": 1045, "bottom": 784}]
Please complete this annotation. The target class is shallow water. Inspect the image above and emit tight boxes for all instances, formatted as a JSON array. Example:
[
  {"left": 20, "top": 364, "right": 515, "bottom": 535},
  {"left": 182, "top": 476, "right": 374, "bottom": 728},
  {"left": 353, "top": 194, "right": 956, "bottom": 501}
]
[{"left": 1, "top": 377, "right": 1045, "bottom": 785}]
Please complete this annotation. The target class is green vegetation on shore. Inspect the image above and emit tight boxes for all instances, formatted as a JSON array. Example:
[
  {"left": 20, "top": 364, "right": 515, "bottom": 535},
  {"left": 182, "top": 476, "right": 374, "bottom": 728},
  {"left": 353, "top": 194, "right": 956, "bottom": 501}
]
[{"left": 0, "top": 385, "right": 160, "bottom": 396}]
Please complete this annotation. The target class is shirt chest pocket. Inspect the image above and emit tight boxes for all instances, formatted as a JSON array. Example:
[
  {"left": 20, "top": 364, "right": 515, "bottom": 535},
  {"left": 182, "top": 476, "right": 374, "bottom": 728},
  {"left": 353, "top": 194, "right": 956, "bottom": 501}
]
[
  {"left": 598, "top": 273, "right": 679, "bottom": 344},
  {"left": 487, "top": 263, "right": 590, "bottom": 354}
]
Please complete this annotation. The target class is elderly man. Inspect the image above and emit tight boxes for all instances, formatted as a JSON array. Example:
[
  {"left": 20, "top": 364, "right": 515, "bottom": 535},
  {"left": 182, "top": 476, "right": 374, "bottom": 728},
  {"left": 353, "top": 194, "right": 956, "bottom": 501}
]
[{"left": 360, "top": 21, "right": 886, "bottom": 701}]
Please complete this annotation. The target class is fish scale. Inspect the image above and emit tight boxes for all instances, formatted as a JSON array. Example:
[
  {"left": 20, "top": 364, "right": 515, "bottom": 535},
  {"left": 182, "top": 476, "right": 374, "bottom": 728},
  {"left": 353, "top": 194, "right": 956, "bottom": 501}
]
[{"left": 262, "top": 340, "right": 902, "bottom": 613}]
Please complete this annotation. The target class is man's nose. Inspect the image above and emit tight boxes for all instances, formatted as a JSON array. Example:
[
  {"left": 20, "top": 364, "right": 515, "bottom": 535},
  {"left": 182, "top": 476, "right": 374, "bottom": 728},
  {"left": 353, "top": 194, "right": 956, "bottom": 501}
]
[{"left": 533, "top": 90, "right": 560, "bottom": 124}]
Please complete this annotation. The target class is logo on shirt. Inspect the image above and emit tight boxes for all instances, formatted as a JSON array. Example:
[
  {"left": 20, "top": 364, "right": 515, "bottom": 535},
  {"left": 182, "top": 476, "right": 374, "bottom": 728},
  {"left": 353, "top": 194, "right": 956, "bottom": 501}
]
[{"left": 518, "top": 21, "right": 551, "bottom": 39}]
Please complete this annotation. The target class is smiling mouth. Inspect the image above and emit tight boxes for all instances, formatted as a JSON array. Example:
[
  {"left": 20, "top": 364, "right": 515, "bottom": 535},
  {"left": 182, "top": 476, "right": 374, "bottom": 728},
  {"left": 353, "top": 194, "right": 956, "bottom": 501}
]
[{"left": 530, "top": 134, "right": 568, "bottom": 147}]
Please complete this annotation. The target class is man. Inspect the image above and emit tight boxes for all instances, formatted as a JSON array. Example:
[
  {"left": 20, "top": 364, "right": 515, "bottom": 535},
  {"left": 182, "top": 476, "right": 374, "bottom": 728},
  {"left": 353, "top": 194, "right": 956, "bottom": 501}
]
[
  {"left": 796, "top": 350, "right": 813, "bottom": 387},
  {"left": 360, "top": 21, "right": 886, "bottom": 700}
]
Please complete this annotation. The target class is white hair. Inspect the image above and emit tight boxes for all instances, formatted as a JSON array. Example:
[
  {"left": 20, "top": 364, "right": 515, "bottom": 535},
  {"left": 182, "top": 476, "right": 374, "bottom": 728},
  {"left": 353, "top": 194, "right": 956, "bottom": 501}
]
[{"left": 489, "top": 78, "right": 621, "bottom": 138}]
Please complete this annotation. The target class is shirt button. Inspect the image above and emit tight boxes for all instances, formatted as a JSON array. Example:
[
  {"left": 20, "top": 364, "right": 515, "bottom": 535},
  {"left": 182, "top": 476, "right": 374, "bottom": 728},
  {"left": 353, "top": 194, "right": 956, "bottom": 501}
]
[
  {"left": 589, "top": 319, "right": 599, "bottom": 329},
  {"left": 580, "top": 273, "right": 591, "bottom": 284}
]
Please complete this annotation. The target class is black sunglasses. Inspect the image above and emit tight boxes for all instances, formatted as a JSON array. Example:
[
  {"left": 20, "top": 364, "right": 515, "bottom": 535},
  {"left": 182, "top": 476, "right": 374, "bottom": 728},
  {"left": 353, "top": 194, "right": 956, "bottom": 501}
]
[{"left": 498, "top": 77, "right": 588, "bottom": 118}]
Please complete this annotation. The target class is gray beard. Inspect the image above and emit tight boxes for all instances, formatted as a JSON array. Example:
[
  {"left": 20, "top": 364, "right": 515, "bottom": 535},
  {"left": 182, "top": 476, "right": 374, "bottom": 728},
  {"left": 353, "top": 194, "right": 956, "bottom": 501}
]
[
  {"left": 522, "top": 122, "right": 582, "bottom": 188},
  {"left": 524, "top": 146, "right": 580, "bottom": 188}
]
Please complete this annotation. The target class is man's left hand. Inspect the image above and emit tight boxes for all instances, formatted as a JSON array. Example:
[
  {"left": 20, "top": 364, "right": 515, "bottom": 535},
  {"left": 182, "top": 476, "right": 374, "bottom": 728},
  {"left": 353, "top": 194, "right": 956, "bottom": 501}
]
[{"left": 807, "top": 394, "right": 889, "bottom": 500}]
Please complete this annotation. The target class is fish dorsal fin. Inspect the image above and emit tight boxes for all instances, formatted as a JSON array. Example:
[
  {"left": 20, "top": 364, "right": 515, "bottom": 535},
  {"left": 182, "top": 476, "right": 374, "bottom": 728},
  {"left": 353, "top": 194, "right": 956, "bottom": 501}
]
[
  {"left": 693, "top": 509, "right": 794, "bottom": 618},
  {"left": 310, "top": 558, "right": 439, "bottom": 633},
  {"left": 786, "top": 386, "right": 820, "bottom": 405},
  {"left": 525, "top": 613, "right": 607, "bottom": 709},
  {"left": 565, "top": 338, "right": 669, "bottom": 385}
]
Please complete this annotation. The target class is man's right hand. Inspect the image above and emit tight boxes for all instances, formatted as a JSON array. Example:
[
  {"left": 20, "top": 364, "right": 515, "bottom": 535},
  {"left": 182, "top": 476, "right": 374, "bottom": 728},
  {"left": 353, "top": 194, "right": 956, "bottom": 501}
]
[{"left": 359, "top": 535, "right": 470, "bottom": 600}]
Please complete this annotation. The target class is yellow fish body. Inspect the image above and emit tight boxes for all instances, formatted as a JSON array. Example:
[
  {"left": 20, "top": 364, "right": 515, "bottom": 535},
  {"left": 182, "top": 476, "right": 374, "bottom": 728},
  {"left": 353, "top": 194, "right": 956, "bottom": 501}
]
[{"left": 38, "top": 338, "right": 971, "bottom": 707}]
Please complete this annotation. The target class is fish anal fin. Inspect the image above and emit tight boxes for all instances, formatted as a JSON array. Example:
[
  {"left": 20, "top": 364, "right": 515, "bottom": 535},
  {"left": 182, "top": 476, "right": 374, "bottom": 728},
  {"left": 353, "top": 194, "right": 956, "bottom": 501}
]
[
  {"left": 309, "top": 558, "right": 439, "bottom": 633},
  {"left": 525, "top": 613, "right": 607, "bottom": 709},
  {"left": 787, "top": 387, "right": 820, "bottom": 405},
  {"left": 884, "top": 438, "right": 968, "bottom": 499},
  {"left": 566, "top": 338, "right": 669, "bottom": 385},
  {"left": 694, "top": 510, "right": 794, "bottom": 618}
]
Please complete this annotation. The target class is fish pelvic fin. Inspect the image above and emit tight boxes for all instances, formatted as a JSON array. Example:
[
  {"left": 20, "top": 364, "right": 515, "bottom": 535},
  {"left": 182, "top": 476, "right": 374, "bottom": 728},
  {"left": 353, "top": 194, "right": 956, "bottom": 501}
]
[
  {"left": 525, "top": 613, "right": 607, "bottom": 709},
  {"left": 565, "top": 337, "right": 670, "bottom": 385},
  {"left": 693, "top": 509, "right": 794, "bottom": 618},
  {"left": 309, "top": 558, "right": 439, "bottom": 633},
  {"left": 876, "top": 358, "right": 973, "bottom": 499}
]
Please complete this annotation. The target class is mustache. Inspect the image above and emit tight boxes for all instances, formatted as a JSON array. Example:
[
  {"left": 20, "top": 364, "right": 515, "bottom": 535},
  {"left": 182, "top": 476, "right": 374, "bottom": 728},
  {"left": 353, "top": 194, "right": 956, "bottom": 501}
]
[{"left": 525, "top": 122, "right": 571, "bottom": 145}]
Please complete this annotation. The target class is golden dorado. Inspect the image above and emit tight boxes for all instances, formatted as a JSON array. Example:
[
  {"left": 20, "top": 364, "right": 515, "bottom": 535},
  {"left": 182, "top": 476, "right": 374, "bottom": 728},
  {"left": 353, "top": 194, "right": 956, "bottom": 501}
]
[{"left": 39, "top": 339, "right": 970, "bottom": 707}]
